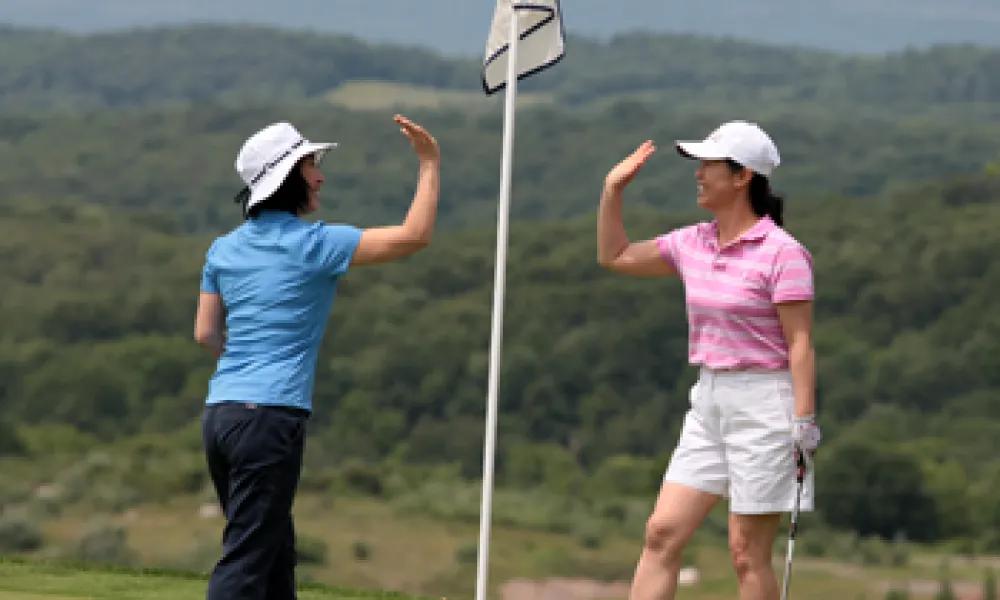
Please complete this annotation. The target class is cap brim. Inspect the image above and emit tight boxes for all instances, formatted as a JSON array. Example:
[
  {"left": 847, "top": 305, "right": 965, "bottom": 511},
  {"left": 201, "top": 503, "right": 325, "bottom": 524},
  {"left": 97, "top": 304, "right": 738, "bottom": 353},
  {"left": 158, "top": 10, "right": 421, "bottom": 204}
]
[
  {"left": 247, "top": 141, "right": 337, "bottom": 209},
  {"left": 675, "top": 140, "right": 729, "bottom": 161}
]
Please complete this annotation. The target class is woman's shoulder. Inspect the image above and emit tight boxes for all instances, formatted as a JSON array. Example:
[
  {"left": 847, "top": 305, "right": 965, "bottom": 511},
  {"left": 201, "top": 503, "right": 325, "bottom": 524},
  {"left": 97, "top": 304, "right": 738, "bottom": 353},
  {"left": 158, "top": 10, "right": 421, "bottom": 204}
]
[
  {"left": 658, "top": 221, "right": 705, "bottom": 243},
  {"left": 765, "top": 227, "right": 813, "bottom": 268},
  {"left": 767, "top": 224, "right": 809, "bottom": 251},
  {"left": 206, "top": 228, "right": 241, "bottom": 253},
  {"left": 202, "top": 225, "right": 257, "bottom": 270}
]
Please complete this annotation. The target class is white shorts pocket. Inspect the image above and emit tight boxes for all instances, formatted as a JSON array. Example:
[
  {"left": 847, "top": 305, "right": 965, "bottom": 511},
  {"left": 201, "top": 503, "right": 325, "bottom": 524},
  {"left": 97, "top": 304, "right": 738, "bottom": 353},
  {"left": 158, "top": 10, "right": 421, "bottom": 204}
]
[{"left": 722, "top": 373, "right": 814, "bottom": 514}]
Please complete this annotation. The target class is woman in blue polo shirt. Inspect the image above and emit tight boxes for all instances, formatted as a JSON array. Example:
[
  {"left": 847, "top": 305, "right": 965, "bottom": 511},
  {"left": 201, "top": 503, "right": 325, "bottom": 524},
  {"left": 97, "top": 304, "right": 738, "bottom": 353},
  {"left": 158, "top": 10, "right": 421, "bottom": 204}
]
[{"left": 193, "top": 114, "right": 441, "bottom": 600}]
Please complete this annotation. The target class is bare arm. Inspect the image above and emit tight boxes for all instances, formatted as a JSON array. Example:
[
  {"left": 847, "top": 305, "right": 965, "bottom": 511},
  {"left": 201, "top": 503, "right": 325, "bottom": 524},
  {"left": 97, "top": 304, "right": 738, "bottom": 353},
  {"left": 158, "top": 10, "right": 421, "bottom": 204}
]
[
  {"left": 351, "top": 159, "right": 440, "bottom": 266},
  {"left": 194, "top": 291, "right": 226, "bottom": 359},
  {"left": 596, "top": 140, "right": 675, "bottom": 278},
  {"left": 777, "top": 300, "right": 815, "bottom": 418},
  {"left": 597, "top": 182, "right": 676, "bottom": 278},
  {"left": 351, "top": 115, "right": 441, "bottom": 267}
]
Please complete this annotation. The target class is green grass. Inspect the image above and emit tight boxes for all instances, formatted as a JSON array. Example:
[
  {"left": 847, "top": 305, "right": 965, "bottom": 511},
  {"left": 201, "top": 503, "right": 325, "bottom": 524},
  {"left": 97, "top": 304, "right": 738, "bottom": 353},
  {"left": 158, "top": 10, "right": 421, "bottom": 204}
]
[
  {"left": 33, "top": 493, "right": 646, "bottom": 600},
  {"left": 325, "top": 81, "right": 553, "bottom": 112},
  {"left": 3, "top": 486, "right": 994, "bottom": 600},
  {"left": 0, "top": 552, "right": 934, "bottom": 600},
  {"left": 0, "top": 556, "right": 427, "bottom": 600}
]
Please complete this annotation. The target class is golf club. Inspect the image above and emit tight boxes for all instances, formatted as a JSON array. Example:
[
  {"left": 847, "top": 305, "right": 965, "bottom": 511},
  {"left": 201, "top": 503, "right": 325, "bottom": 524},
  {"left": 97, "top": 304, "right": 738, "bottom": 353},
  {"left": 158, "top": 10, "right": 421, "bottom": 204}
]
[{"left": 780, "top": 449, "right": 807, "bottom": 600}]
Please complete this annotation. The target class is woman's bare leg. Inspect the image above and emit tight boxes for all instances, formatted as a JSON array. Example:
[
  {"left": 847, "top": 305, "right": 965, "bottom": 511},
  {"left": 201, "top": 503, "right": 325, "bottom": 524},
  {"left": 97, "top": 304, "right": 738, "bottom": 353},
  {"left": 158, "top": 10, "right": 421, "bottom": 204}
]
[
  {"left": 628, "top": 483, "right": 720, "bottom": 600},
  {"left": 729, "top": 512, "right": 783, "bottom": 600}
]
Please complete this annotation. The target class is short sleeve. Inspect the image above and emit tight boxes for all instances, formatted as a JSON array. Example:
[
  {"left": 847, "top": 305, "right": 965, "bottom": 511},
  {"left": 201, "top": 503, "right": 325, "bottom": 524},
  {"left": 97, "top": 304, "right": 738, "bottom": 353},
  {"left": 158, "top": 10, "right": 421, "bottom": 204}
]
[
  {"left": 313, "top": 223, "right": 364, "bottom": 276},
  {"left": 770, "top": 243, "right": 814, "bottom": 303},
  {"left": 654, "top": 226, "right": 692, "bottom": 275},
  {"left": 200, "top": 240, "right": 220, "bottom": 294}
]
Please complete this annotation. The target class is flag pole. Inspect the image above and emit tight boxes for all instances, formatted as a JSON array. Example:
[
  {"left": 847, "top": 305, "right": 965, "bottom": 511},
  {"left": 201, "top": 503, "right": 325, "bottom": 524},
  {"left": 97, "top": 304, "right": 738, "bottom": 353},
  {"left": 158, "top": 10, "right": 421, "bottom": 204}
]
[{"left": 475, "top": 8, "right": 521, "bottom": 600}]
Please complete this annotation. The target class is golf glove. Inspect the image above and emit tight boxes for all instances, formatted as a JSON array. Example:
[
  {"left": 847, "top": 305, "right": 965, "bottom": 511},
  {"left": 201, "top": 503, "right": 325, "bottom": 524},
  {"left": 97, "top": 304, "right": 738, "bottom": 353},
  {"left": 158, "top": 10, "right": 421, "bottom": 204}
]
[{"left": 792, "top": 415, "right": 821, "bottom": 458}]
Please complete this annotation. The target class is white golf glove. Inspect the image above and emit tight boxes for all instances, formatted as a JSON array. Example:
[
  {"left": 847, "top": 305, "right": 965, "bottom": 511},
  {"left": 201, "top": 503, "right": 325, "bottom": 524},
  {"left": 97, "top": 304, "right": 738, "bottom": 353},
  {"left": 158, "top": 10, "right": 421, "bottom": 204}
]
[{"left": 792, "top": 415, "right": 821, "bottom": 461}]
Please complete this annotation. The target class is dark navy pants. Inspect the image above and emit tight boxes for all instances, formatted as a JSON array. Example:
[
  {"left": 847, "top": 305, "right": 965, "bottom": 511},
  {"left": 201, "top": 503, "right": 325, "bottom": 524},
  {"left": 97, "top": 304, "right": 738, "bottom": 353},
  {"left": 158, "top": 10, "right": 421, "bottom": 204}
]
[{"left": 202, "top": 401, "right": 309, "bottom": 600}]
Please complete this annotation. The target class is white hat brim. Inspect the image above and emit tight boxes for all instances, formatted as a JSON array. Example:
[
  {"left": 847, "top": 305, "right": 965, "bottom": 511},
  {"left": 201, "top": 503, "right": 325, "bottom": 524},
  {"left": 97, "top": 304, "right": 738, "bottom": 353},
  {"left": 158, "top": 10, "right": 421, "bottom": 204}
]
[
  {"left": 674, "top": 140, "right": 729, "bottom": 161},
  {"left": 246, "top": 141, "right": 336, "bottom": 210}
]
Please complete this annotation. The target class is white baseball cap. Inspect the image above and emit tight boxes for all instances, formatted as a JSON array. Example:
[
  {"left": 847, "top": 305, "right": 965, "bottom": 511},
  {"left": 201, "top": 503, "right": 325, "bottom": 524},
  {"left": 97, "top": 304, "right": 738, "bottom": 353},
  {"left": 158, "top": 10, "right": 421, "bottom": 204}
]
[
  {"left": 674, "top": 120, "right": 781, "bottom": 177},
  {"left": 235, "top": 122, "right": 337, "bottom": 210}
]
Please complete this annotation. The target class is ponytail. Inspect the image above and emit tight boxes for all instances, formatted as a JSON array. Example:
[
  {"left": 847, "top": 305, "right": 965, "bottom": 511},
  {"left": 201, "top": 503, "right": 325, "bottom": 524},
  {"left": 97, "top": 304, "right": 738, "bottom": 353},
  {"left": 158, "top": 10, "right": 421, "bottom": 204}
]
[
  {"left": 748, "top": 174, "right": 784, "bottom": 227},
  {"left": 725, "top": 159, "right": 784, "bottom": 227}
]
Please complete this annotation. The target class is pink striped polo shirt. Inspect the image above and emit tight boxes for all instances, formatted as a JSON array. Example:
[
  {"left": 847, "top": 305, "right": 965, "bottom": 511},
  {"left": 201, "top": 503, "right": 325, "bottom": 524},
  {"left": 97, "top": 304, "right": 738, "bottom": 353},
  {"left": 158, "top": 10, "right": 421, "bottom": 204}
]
[{"left": 655, "top": 216, "right": 814, "bottom": 371}]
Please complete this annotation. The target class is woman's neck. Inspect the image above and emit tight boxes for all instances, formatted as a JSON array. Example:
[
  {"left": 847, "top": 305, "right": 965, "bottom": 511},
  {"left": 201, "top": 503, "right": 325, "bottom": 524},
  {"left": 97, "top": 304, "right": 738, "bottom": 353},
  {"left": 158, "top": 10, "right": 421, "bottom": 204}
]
[{"left": 713, "top": 202, "right": 761, "bottom": 247}]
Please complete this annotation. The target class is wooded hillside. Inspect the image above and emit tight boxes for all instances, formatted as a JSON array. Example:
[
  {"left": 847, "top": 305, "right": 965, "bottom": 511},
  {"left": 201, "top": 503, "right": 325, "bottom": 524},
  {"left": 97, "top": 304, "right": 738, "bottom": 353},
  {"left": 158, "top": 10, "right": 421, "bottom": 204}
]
[
  {"left": 1, "top": 100, "right": 998, "bottom": 233},
  {"left": 2, "top": 172, "right": 1000, "bottom": 545},
  {"left": 0, "top": 25, "right": 997, "bottom": 112}
]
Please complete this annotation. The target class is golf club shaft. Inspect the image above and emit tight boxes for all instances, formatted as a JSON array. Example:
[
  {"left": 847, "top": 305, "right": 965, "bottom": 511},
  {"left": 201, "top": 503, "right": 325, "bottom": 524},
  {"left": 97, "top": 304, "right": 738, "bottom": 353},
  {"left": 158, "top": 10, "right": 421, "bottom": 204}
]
[{"left": 781, "top": 452, "right": 806, "bottom": 600}]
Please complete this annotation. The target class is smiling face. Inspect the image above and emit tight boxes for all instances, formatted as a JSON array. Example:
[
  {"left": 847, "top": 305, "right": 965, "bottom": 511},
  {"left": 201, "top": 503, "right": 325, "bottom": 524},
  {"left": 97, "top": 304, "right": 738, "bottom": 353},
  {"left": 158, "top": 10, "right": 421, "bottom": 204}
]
[
  {"left": 695, "top": 159, "right": 753, "bottom": 211},
  {"left": 298, "top": 154, "right": 325, "bottom": 215}
]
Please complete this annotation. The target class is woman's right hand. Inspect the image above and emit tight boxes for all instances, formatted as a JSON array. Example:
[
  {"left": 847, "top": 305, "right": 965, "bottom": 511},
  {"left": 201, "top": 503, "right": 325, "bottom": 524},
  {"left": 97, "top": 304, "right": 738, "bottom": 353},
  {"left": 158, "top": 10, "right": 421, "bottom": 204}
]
[
  {"left": 605, "top": 140, "right": 656, "bottom": 192},
  {"left": 395, "top": 114, "right": 440, "bottom": 163}
]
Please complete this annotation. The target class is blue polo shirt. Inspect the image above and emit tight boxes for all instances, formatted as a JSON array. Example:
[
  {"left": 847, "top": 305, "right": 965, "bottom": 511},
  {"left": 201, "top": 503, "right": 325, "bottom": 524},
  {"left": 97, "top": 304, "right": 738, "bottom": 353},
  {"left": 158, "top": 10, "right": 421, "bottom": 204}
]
[{"left": 199, "top": 210, "right": 363, "bottom": 412}]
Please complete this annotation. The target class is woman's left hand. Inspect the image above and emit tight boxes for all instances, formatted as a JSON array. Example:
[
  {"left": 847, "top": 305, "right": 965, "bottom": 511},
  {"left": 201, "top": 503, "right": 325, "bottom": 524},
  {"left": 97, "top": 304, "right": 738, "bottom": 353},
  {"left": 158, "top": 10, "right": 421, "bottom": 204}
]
[
  {"left": 792, "top": 415, "right": 821, "bottom": 460},
  {"left": 395, "top": 114, "right": 440, "bottom": 163}
]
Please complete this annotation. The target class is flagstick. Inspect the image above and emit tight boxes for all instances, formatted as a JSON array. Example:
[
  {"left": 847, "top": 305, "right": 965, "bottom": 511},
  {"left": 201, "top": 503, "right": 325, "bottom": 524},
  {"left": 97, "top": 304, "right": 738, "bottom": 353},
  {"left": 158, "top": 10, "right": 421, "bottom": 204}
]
[{"left": 475, "top": 8, "right": 521, "bottom": 600}]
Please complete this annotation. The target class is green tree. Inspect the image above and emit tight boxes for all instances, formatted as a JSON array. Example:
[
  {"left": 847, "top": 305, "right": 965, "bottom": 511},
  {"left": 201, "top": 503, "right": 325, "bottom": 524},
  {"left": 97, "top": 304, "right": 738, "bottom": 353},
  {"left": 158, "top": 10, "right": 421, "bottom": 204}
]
[
  {"left": 0, "top": 415, "right": 24, "bottom": 456},
  {"left": 502, "top": 442, "right": 581, "bottom": 493},
  {"left": 818, "top": 439, "right": 939, "bottom": 541}
]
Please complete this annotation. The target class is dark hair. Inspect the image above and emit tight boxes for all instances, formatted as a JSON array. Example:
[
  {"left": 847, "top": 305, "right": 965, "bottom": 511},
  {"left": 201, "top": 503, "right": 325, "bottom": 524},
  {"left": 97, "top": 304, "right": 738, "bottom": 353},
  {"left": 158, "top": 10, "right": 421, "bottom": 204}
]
[
  {"left": 233, "top": 158, "right": 310, "bottom": 220},
  {"left": 726, "top": 159, "right": 784, "bottom": 227}
]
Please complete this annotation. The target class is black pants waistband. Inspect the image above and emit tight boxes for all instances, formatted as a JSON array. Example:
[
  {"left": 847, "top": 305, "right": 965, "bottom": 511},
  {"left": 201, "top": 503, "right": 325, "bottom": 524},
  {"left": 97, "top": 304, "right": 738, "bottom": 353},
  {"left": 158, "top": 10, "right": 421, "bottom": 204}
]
[{"left": 206, "top": 401, "right": 310, "bottom": 420}]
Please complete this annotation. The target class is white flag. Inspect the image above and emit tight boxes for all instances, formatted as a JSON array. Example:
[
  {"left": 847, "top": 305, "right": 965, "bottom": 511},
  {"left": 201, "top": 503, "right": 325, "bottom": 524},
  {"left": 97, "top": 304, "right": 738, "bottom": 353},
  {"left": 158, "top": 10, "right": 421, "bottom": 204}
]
[{"left": 482, "top": 0, "right": 566, "bottom": 95}]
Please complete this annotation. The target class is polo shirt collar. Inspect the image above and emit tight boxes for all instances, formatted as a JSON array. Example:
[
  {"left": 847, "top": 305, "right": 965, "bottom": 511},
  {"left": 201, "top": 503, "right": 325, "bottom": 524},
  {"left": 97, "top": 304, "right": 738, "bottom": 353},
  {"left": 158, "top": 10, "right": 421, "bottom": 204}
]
[
  {"left": 248, "top": 210, "right": 299, "bottom": 225},
  {"left": 697, "top": 215, "right": 776, "bottom": 249}
]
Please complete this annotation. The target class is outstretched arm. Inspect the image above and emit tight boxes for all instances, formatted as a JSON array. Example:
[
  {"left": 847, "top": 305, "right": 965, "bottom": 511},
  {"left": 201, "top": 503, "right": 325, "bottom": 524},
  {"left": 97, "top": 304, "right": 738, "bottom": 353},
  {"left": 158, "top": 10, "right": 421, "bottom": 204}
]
[
  {"left": 351, "top": 115, "right": 441, "bottom": 267},
  {"left": 597, "top": 141, "right": 675, "bottom": 278},
  {"left": 597, "top": 182, "right": 675, "bottom": 278}
]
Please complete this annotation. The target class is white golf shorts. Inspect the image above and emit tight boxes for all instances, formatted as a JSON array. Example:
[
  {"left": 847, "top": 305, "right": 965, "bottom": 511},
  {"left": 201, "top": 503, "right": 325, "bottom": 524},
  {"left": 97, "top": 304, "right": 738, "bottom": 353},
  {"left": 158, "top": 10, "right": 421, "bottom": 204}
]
[{"left": 662, "top": 367, "right": 814, "bottom": 515}]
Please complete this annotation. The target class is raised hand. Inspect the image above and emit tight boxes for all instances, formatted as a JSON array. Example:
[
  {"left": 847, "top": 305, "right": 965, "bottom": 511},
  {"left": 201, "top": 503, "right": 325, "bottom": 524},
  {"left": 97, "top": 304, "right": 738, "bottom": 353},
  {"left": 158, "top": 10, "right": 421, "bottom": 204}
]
[
  {"left": 605, "top": 140, "right": 656, "bottom": 192},
  {"left": 395, "top": 114, "right": 440, "bottom": 163}
]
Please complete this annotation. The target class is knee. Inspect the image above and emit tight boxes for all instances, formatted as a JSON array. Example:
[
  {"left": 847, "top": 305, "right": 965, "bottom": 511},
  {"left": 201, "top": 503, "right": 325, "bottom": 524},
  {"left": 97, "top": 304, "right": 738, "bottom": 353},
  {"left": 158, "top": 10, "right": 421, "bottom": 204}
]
[
  {"left": 644, "top": 517, "right": 687, "bottom": 565},
  {"left": 728, "top": 533, "right": 770, "bottom": 580}
]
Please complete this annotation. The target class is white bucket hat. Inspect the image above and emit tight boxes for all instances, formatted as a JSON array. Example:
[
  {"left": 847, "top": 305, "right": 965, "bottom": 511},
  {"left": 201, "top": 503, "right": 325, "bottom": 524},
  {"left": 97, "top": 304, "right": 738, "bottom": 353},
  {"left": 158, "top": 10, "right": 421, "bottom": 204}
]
[
  {"left": 674, "top": 120, "right": 781, "bottom": 177},
  {"left": 234, "top": 122, "right": 337, "bottom": 210}
]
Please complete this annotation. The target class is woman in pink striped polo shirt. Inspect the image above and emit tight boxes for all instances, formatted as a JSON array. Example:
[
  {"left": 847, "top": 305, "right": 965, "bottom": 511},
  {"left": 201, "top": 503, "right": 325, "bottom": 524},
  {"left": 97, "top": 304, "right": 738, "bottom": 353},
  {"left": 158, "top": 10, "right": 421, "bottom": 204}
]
[{"left": 597, "top": 120, "right": 822, "bottom": 600}]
